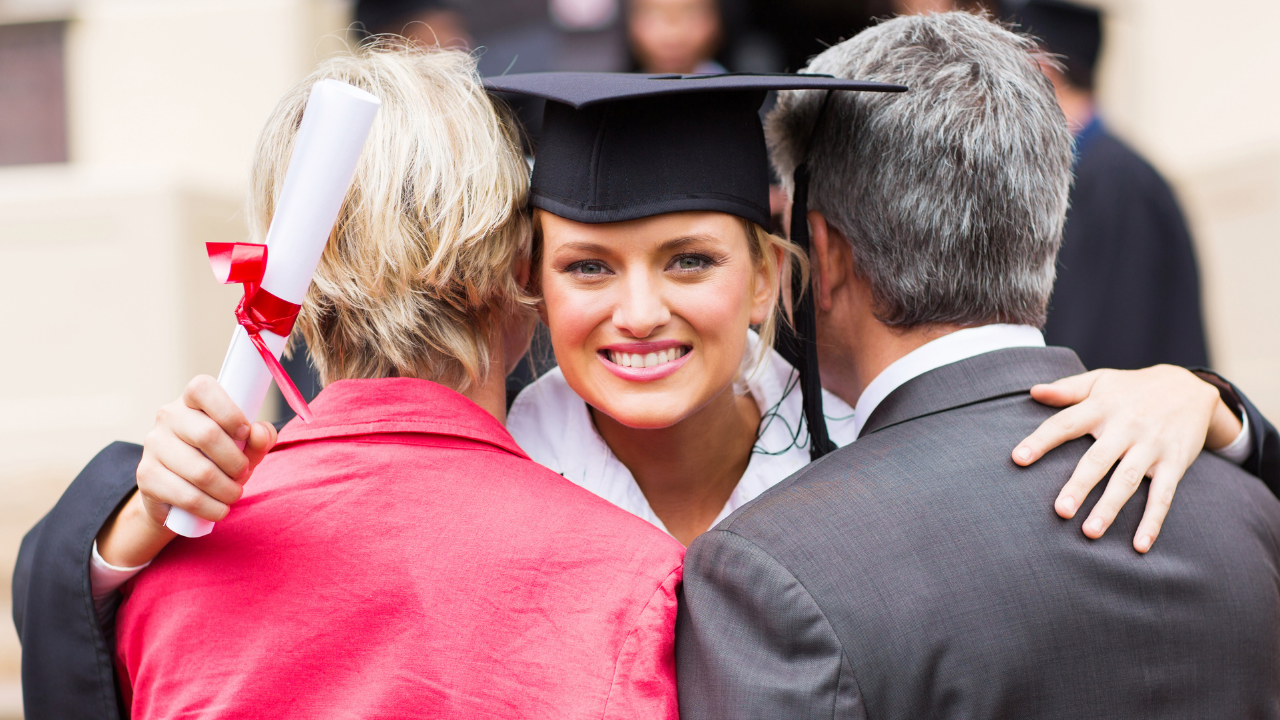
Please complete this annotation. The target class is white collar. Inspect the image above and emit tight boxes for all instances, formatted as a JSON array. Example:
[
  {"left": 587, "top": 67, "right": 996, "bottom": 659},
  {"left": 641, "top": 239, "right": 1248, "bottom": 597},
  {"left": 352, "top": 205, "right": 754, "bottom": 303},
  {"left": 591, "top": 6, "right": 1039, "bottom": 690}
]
[
  {"left": 853, "top": 324, "right": 1046, "bottom": 437},
  {"left": 506, "top": 331, "right": 857, "bottom": 537}
]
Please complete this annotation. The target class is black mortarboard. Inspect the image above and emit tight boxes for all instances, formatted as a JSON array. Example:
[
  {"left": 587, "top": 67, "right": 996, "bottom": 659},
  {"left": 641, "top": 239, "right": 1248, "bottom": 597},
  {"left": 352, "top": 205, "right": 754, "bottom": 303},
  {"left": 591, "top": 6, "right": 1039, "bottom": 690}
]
[
  {"left": 1007, "top": 0, "right": 1103, "bottom": 90},
  {"left": 484, "top": 72, "right": 906, "bottom": 459}
]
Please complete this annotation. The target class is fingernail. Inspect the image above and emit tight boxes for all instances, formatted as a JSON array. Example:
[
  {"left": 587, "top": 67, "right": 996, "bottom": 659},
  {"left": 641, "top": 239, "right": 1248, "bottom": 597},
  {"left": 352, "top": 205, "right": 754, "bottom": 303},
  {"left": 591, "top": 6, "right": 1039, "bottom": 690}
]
[
  {"left": 1058, "top": 495, "right": 1077, "bottom": 516},
  {"left": 235, "top": 424, "right": 250, "bottom": 440},
  {"left": 1015, "top": 446, "right": 1032, "bottom": 462},
  {"left": 1085, "top": 517, "right": 1104, "bottom": 535},
  {"left": 1136, "top": 535, "right": 1152, "bottom": 552}
]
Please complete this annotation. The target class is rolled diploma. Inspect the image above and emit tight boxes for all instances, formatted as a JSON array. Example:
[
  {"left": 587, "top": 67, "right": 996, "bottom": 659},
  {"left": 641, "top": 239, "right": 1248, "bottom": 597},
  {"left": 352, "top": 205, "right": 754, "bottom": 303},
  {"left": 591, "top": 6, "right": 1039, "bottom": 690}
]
[{"left": 165, "top": 79, "right": 381, "bottom": 538}]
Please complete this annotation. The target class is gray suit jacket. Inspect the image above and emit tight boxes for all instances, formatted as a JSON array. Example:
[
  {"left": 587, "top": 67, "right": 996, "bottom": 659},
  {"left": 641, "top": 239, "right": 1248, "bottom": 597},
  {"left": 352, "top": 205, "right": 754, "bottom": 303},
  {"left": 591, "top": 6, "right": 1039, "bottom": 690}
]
[{"left": 677, "top": 347, "right": 1280, "bottom": 719}]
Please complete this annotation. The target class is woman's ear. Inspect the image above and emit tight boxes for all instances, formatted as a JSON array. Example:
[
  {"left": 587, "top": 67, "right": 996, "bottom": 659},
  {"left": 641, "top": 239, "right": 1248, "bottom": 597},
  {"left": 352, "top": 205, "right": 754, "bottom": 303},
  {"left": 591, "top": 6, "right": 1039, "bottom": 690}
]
[
  {"left": 513, "top": 255, "right": 531, "bottom": 290},
  {"left": 750, "top": 243, "right": 785, "bottom": 326}
]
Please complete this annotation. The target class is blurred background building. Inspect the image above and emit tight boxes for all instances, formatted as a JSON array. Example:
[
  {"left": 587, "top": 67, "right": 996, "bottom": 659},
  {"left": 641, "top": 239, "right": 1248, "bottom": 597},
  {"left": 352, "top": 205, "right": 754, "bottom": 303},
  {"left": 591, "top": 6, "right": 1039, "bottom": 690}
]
[{"left": 1, "top": 0, "right": 1277, "bottom": 715}]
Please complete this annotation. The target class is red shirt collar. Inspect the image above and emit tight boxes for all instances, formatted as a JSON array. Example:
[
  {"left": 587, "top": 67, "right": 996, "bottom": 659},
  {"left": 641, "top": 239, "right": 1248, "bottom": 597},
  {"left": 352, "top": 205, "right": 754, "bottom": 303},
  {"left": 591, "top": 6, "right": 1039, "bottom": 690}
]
[{"left": 273, "top": 377, "right": 527, "bottom": 459}]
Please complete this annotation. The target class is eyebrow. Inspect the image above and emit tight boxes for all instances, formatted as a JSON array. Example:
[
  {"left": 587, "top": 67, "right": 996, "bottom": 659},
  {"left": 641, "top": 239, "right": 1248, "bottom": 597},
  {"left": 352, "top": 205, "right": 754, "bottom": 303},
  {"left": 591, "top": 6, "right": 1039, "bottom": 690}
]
[{"left": 553, "top": 235, "right": 722, "bottom": 256}]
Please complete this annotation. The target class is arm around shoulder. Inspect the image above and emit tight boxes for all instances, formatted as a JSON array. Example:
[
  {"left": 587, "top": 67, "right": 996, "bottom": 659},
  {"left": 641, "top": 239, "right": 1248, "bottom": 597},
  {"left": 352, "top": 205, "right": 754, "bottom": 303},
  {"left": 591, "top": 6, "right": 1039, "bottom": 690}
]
[
  {"left": 1194, "top": 370, "right": 1279, "bottom": 492},
  {"left": 14, "top": 441, "right": 142, "bottom": 720},
  {"left": 675, "top": 529, "right": 866, "bottom": 720}
]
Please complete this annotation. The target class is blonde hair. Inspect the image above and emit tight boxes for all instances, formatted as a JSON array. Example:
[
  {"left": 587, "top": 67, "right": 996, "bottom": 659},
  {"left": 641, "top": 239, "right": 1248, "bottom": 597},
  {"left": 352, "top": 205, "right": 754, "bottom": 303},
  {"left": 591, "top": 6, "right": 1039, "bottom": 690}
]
[
  {"left": 530, "top": 209, "right": 806, "bottom": 371},
  {"left": 248, "top": 42, "right": 533, "bottom": 391},
  {"left": 739, "top": 218, "right": 807, "bottom": 371}
]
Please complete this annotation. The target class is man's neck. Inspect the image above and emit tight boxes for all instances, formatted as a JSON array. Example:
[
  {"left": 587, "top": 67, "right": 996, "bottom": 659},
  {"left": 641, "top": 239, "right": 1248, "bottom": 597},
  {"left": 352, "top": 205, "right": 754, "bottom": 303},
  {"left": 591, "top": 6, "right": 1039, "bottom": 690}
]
[{"left": 823, "top": 314, "right": 964, "bottom": 410}]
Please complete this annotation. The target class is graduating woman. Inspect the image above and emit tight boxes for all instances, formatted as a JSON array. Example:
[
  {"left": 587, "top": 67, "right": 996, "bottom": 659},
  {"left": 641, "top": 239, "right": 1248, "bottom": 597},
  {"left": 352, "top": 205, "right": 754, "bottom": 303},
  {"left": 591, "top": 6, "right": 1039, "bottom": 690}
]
[{"left": 17, "top": 66, "right": 1278, "bottom": 716}]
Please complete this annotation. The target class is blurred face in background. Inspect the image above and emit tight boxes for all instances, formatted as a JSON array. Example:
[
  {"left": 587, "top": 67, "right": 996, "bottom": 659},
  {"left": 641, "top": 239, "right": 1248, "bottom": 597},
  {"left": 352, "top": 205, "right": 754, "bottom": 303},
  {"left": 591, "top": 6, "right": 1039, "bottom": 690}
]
[
  {"left": 399, "top": 10, "right": 473, "bottom": 49},
  {"left": 629, "top": 0, "right": 721, "bottom": 75}
]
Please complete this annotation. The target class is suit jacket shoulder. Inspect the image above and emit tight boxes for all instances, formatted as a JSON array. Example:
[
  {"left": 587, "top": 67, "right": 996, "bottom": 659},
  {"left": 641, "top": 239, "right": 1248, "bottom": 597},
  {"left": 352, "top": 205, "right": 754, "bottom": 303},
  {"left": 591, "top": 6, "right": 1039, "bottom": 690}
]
[{"left": 679, "top": 348, "right": 1280, "bottom": 718}]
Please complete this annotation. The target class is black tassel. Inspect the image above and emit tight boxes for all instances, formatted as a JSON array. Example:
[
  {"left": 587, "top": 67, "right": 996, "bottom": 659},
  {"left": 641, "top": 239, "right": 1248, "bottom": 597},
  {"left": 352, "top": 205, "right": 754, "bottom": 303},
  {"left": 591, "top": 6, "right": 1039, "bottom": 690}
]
[
  {"left": 774, "top": 89, "right": 837, "bottom": 461},
  {"left": 781, "top": 161, "right": 836, "bottom": 460}
]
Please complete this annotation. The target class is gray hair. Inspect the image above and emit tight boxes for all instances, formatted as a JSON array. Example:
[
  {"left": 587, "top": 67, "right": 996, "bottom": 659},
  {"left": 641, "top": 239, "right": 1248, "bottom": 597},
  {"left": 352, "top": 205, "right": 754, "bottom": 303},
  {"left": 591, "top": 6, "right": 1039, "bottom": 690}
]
[{"left": 768, "top": 12, "right": 1073, "bottom": 329}]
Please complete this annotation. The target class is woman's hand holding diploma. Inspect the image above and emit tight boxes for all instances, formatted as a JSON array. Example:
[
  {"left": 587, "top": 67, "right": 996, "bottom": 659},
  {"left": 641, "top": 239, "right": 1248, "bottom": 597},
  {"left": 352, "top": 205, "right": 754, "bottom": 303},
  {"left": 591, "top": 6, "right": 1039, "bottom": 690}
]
[{"left": 96, "top": 376, "right": 277, "bottom": 569}]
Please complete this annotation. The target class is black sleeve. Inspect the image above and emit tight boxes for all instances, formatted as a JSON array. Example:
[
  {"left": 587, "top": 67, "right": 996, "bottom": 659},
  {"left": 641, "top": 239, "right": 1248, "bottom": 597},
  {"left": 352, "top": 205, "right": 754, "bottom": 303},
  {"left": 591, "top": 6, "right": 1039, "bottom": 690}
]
[
  {"left": 1193, "top": 370, "right": 1279, "bottom": 496},
  {"left": 12, "top": 442, "right": 141, "bottom": 720}
]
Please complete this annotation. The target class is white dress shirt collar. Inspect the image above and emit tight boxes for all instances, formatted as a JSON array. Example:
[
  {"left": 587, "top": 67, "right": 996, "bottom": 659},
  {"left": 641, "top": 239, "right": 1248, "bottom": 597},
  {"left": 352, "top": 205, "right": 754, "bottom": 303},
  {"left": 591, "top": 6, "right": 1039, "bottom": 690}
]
[{"left": 853, "top": 324, "right": 1046, "bottom": 437}]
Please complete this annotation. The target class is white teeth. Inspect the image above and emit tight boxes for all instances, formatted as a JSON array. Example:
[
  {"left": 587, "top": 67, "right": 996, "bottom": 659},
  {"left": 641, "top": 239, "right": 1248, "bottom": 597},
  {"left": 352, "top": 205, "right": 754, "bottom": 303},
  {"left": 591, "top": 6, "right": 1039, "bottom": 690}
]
[{"left": 607, "top": 348, "right": 687, "bottom": 369}]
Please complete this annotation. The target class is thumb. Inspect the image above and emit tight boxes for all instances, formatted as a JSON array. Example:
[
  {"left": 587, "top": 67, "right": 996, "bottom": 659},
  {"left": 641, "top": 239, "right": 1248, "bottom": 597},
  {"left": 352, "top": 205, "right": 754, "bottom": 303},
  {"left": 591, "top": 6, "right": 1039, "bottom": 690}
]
[
  {"left": 240, "top": 421, "right": 278, "bottom": 482},
  {"left": 1029, "top": 369, "right": 1102, "bottom": 408}
]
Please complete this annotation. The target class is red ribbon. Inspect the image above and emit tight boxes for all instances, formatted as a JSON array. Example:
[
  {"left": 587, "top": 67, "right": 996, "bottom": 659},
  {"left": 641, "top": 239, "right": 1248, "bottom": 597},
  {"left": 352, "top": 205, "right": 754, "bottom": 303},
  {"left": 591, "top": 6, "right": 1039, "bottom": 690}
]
[{"left": 207, "top": 242, "right": 313, "bottom": 423}]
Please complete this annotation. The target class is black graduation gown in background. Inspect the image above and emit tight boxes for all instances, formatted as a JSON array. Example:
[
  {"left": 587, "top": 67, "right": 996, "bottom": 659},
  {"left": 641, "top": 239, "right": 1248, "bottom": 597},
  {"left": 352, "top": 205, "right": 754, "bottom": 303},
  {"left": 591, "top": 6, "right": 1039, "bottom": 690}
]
[{"left": 1045, "top": 120, "right": 1210, "bottom": 370}]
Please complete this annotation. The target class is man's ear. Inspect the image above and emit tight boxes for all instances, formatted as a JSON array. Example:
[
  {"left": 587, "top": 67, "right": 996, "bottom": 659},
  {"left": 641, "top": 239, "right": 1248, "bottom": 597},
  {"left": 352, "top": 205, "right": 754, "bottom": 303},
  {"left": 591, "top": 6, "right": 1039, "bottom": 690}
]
[{"left": 808, "top": 210, "right": 847, "bottom": 313}]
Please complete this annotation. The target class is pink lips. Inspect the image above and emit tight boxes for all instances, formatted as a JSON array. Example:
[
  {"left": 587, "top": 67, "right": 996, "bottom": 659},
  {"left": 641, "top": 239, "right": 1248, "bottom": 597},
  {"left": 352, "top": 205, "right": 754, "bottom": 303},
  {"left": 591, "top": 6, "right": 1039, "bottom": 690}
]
[{"left": 598, "top": 342, "right": 693, "bottom": 382}]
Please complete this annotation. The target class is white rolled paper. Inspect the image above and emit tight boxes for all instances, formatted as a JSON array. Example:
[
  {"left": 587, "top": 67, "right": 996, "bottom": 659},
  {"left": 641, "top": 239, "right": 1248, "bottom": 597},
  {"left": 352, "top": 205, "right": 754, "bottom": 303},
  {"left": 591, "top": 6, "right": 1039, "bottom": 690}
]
[{"left": 165, "top": 79, "right": 381, "bottom": 538}]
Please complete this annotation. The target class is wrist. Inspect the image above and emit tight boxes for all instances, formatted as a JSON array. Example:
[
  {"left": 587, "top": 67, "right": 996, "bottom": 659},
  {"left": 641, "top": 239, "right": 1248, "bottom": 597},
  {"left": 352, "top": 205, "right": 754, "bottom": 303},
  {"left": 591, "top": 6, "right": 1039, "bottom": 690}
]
[
  {"left": 96, "top": 491, "right": 176, "bottom": 568},
  {"left": 1206, "top": 398, "right": 1244, "bottom": 451}
]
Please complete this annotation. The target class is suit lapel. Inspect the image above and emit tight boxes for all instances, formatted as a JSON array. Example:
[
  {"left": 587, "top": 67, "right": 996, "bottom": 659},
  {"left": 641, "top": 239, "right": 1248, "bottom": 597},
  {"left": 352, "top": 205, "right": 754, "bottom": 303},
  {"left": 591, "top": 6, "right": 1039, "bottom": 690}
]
[{"left": 859, "top": 347, "right": 1086, "bottom": 439}]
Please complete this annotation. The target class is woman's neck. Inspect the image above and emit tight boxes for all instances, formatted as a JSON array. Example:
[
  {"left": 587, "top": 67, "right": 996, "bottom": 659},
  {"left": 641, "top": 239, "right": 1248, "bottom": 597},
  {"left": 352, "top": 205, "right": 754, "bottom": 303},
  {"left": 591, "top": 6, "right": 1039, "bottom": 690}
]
[{"left": 591, "top": 385, "right": 762, "bottom": 546}]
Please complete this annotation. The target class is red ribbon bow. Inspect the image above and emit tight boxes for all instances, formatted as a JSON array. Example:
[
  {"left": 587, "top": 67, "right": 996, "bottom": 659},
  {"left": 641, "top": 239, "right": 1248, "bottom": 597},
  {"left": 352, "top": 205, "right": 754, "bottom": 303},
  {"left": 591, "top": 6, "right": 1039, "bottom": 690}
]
[{"left": 207, "top": 242, "right": 313, "bottom": 422}]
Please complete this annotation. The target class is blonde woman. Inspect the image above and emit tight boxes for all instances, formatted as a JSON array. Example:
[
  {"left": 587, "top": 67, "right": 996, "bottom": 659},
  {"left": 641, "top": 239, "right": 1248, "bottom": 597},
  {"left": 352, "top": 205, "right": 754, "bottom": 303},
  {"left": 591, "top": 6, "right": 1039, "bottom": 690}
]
[{"left": 16, "top": 46, "right": 683, "bottom": 720}]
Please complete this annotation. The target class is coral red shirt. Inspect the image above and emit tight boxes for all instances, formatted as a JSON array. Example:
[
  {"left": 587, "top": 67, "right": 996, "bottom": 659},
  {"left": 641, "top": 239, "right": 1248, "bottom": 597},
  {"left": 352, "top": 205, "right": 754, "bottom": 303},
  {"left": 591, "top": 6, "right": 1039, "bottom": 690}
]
[{"left": 116, "top": 378, "right": 684, "bottom": 719}]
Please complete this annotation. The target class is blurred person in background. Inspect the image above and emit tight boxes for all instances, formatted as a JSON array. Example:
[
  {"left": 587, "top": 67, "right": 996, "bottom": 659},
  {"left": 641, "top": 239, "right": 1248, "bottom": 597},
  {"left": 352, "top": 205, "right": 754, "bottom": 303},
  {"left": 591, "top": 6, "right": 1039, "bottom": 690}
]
[
  {"left": 1008, "top": 0, "right": 1210, "bottom": 370},
  {"left": 355, "top": 0, "right": 472, "bottom": 47},
  {"left": 627, "top": 0, "right": 726, "bottom": 74},
  {"left": 893, "top": 0, "right": 997, "bottom": 13}
]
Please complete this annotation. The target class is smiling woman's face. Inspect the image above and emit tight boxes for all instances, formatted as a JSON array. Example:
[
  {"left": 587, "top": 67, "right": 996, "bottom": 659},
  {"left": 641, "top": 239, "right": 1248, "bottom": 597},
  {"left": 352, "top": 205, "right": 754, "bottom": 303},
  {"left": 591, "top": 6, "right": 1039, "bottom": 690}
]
[{"left": 538, "top": 211, "right": 776, "bottom": 429}]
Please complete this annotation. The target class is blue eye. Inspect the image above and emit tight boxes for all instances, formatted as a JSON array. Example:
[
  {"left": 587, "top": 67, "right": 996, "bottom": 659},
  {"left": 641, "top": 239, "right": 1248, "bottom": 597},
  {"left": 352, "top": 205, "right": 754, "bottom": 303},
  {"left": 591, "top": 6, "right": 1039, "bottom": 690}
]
[
  {"left": 672, "top": 254, "right": 711, "bottom": 271},
  {"left": 567, "top": 260, "right": 609, "bottom": 276}
]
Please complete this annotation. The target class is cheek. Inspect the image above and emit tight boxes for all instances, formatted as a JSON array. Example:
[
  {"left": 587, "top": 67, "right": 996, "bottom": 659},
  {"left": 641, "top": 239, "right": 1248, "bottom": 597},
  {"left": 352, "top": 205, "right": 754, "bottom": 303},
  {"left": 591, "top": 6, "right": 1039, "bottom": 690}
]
[
  {"left": 540, "top": 273, "right": 606, "bottom": 353},
  {"left": 669, "top": 263, "right": 755, "bottom": 372}
]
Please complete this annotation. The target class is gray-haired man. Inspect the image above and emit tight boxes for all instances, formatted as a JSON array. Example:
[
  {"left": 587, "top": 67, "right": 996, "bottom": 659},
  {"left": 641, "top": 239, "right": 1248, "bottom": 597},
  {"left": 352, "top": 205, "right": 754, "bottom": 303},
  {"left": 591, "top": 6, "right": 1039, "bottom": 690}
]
[{"left": 675, "top": 12, "right": 1280, "bottom": 718}]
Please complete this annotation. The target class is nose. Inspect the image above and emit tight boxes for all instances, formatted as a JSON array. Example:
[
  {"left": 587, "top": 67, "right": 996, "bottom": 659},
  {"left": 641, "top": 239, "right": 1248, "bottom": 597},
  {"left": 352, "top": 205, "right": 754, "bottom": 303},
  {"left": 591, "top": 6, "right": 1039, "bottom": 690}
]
[{"left": 612, "top": 269, "right": 671, "bottom": 339}]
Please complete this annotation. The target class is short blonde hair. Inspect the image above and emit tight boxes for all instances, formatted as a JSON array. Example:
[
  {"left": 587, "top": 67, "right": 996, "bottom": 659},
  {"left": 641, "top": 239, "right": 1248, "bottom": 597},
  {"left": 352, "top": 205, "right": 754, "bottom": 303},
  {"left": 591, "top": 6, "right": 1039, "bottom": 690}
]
[{"left": 247, "top": 42, "right": 533, "bottom": 391}]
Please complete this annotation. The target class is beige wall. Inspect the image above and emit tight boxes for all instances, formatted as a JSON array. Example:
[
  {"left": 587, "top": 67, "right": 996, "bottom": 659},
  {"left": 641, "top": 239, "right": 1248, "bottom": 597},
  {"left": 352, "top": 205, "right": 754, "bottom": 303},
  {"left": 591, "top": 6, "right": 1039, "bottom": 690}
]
[
  {"left": 1095, "top": 0, "right": 1280, "bottom": 415},
  {"left": 0, "top": 1, "right": 352, "bottom": 716}
]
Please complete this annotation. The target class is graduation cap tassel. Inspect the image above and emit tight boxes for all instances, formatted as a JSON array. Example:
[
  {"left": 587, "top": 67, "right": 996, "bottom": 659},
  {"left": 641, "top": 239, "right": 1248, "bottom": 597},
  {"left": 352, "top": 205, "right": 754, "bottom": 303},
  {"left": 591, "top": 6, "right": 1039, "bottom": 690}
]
[
  {"left": 787, "top": 161, "right": 837, "bottom": 461},
  {"left": 777, "top": 90, "right": 837, "bottom": 461}
]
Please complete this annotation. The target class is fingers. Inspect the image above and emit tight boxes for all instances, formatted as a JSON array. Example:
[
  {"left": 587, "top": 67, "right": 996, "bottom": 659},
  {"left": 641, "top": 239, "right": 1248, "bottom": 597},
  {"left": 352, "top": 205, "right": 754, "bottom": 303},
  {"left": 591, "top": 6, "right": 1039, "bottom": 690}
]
[
  {"left": 142, "top": 426, "right": 244, "bottom": 508},
  {"left": 1131, "top": 463, "right": 1180, "bottom": 553},
  {"left": 1054, "top": 434, "right": 1127, "bottom": 520},
  {"left": 183, "top": 375, "right": 251, "bottom": 442},
  {"left": 136, "top": 449, "right": 232, "bottom": 523},
  {"left": 160, "top": 398, "right": 251, "bottom": 481},
  {"left": 1080, "top": 444, "right": 1159, "bottom": 540},
  {"left": 1014, "top": 402, "right": 1101, "bottom": 467},
  {"left": 1029, "top": 369, "right": 1103, "bottom": 409}
]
